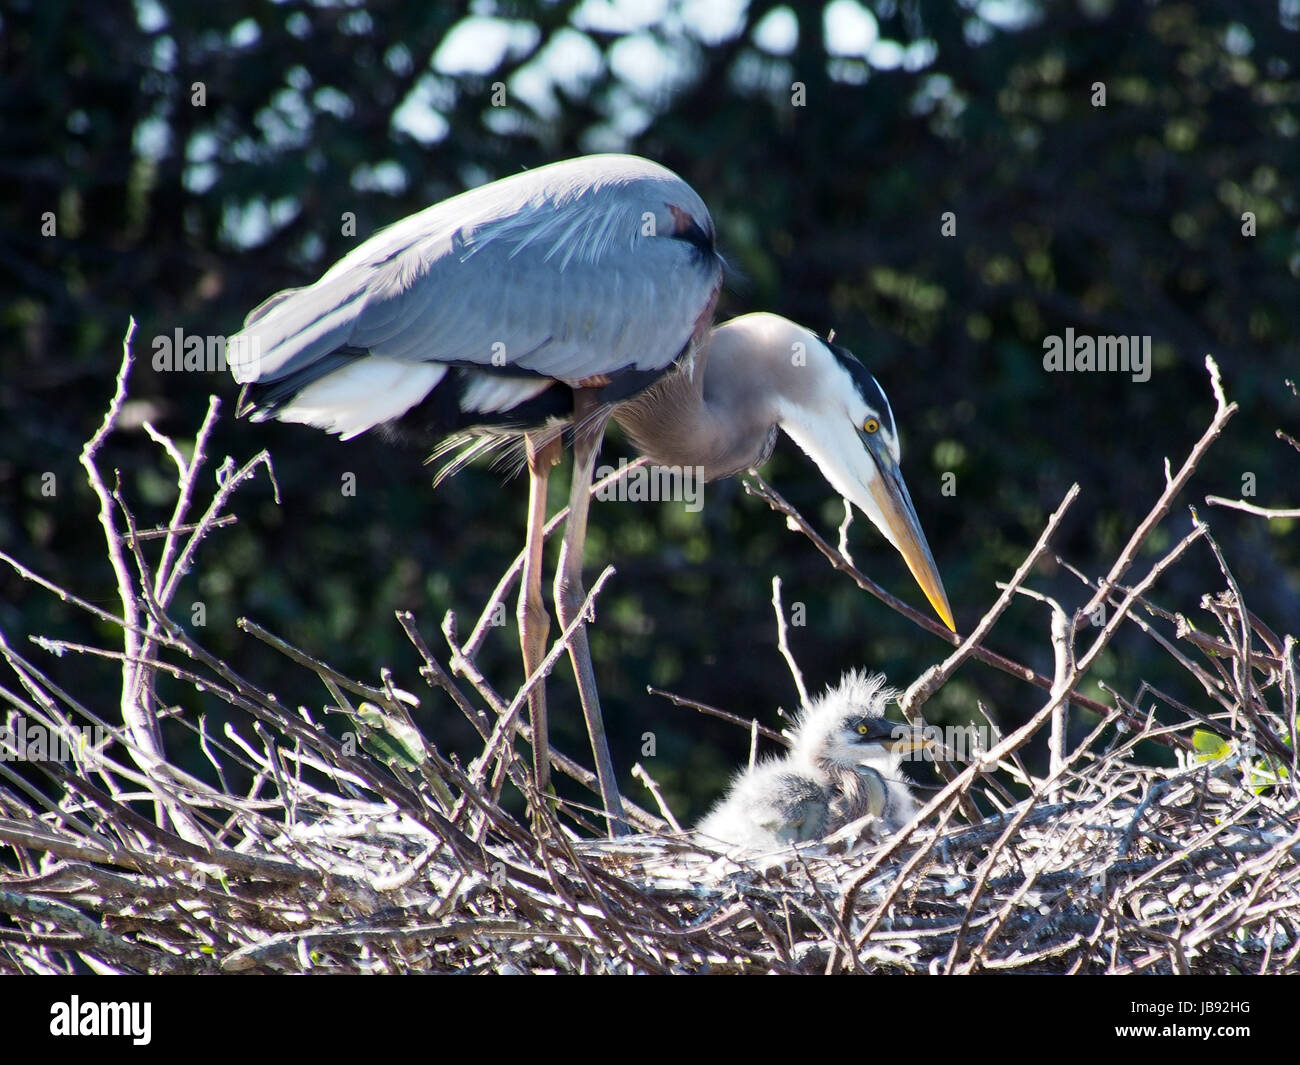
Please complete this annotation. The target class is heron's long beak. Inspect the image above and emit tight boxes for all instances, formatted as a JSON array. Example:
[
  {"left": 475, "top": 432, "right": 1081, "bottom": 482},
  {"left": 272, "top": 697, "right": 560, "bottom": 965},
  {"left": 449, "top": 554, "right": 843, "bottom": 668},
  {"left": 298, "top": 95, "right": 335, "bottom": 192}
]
[
  {"left": 862, "top": 717, "right": 930, "bottom": 754},
  {"left": 859, "top": 430, "right": 956, "bottom": 632}
]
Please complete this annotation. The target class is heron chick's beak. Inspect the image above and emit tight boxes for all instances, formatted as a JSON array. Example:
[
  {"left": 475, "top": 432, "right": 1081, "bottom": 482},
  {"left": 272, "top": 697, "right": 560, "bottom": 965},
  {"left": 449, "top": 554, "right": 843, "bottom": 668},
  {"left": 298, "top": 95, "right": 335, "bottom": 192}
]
[
  {"left": 859, "top": 430, "right": 956, "bottom": 632},
  {"left": 861, "top": 717, "right": 929, "bottom": 754},
  {"left": 885, "top": 728, "right": 931, "bottom": 754}
]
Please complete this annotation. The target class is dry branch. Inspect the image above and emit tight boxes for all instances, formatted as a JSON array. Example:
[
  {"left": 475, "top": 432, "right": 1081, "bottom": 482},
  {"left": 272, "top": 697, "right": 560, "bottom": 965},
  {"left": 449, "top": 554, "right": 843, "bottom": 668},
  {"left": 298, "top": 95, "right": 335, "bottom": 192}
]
[{"left": 1, "top": 327, "right": 1296, "bottom": 974}]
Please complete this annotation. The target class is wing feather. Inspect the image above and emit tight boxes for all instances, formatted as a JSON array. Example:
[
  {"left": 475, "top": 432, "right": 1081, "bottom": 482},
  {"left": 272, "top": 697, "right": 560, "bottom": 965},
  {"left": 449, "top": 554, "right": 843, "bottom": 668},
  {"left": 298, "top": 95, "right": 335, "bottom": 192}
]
[{"left": 230, "top": 155, "right": 722, "bottom": 438}]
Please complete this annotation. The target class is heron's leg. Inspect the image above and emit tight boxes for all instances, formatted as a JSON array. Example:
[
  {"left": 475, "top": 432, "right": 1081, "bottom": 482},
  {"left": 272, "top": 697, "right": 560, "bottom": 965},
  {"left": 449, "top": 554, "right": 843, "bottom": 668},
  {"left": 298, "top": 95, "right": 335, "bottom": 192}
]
[
  {"left": 554, "top": 399, "right": 626, "bottom": 836},
  {"left": 519, "top": 434, "right": 560, "bottom": 801}
]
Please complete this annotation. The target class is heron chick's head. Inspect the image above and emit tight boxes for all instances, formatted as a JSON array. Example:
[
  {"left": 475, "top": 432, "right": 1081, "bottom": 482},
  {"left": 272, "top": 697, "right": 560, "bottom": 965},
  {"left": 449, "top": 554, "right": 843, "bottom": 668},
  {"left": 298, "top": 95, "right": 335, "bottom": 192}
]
[
  {"left": 697, "top": 668, "right": 924, "bottom": 850},
  {"left": 791, "top": 669, "right": 923, "bottom": 833},
  {"left": 790, "top": 669, "right": 913, "bottom": 770}
]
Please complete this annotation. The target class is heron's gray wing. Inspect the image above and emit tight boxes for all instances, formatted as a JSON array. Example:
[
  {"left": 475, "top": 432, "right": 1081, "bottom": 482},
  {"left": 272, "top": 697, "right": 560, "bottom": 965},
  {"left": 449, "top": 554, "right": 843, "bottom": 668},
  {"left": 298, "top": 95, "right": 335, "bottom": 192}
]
[{"left": 228, "top": 156, "right": 722, "bottom": 425}]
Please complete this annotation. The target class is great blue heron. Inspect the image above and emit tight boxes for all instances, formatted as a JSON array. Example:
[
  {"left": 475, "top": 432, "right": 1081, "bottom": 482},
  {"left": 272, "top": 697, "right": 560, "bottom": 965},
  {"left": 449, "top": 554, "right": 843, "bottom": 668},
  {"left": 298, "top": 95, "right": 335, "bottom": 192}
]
[
  {"left": 226, "top": 155, "right": 952, "bottom": 834},
  {"left": 696, "top": 670, "right": 919, "bottom": 850}
]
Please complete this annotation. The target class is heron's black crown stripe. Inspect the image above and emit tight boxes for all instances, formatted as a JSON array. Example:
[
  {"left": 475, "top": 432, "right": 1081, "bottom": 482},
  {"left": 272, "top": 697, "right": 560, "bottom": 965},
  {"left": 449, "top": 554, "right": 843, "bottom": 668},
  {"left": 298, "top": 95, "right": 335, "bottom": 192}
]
[{"left": 824, "top": 338, "right": 896, "bottom": 440}]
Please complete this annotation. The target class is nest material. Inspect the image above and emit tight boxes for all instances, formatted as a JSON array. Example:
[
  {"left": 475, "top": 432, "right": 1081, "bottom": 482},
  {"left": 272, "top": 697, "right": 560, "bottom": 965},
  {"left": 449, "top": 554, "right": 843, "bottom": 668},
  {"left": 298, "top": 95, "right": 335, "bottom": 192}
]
[
  {"left": 1, "top": 334, "right": 1297, "bottom": 975},
  {"left": 1, "top": 733, "right": 1296, "bottom": 974}
]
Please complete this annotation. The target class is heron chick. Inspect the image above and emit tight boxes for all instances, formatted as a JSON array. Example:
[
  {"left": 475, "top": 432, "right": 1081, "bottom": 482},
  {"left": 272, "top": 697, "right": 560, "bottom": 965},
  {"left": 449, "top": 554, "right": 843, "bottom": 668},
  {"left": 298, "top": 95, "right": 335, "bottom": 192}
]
[
  {"left": 696, "top": 761, "right": 832, "bottom": 850},
  {"left": 790, "top": 670, "right": 918, "bottom": 834},
  {"left": 696, "top": 670, "right": 919, "bottom": 851}
]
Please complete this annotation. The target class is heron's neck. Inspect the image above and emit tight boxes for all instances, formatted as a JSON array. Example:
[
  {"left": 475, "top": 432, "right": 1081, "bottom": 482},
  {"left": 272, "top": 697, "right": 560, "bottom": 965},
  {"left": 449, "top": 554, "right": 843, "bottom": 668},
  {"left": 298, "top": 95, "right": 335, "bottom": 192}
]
[
  {"left": 612, "top": 320, "right": 793, "bottom": 480},
  {"left": 823, "top": 762, "right": 874, "bottom": 820}
]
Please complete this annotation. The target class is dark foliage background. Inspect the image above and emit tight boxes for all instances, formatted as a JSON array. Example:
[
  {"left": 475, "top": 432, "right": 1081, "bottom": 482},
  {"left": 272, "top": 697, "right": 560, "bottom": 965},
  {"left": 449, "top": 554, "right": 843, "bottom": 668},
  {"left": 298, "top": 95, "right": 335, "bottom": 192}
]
[{"left": 2, "top": 0, "right": 1297, "bottom": 822}]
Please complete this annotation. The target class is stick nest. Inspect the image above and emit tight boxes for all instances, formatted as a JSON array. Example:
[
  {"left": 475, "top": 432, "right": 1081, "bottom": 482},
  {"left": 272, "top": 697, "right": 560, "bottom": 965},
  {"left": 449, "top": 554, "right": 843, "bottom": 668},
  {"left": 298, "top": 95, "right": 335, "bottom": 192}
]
[{"left": 1, "top": 331, "right": 1297, "bottom": 974}]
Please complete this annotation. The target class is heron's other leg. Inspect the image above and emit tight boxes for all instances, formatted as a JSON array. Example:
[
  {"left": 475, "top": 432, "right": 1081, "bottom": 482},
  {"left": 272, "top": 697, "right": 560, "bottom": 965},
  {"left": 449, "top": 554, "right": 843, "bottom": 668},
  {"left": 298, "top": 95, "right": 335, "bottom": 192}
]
[
  {"left": 519, "top": 434, "right": 560, "bottom": 800},
  {"left": 554, "top": 396, "right": 626, "bottom": 836}
]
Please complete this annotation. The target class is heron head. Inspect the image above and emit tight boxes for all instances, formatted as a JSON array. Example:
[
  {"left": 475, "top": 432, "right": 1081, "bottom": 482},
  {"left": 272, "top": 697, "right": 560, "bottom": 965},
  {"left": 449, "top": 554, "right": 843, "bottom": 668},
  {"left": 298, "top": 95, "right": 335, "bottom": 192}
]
[
  {"left": 791, "top": 670, "right": 917, "bottom": 766},
  {"left": 771, "top": 324, "right": 955, "bottom": 631},
  {"left": 802, "top": 708, "right": 894, "bottom": 768}
]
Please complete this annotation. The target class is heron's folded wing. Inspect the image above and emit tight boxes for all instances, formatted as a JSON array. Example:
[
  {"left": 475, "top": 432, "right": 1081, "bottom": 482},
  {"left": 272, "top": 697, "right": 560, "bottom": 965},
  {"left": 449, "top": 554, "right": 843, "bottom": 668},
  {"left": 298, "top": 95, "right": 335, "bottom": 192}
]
[{"left": 228, "top": 156, "right": 723, "bottom": 400}]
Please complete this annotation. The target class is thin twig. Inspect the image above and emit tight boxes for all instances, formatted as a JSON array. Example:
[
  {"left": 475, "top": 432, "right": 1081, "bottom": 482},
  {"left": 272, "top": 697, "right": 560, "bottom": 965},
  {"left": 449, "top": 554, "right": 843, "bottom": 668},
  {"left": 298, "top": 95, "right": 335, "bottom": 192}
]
[
  {"left": 631, "top": 764, "right": 682, "bottom": 832},
  {"left": 646, "top": 686, "right": 787, "bottom": 745},
  {"left": 743, "top": 472, "right": 1119, "bottom": 722},
  {"left": 770, "top": 575, "right": 809, "bottom": 707},
  {"left": 1078, "top": 354, "right": 1237, "bottom": 624},
  {"left": 900, "top": 483, "right": 1079, "bottom": 719},
  {"left": 1205, "top": 496, "right": 1300, "bottom": 520}
]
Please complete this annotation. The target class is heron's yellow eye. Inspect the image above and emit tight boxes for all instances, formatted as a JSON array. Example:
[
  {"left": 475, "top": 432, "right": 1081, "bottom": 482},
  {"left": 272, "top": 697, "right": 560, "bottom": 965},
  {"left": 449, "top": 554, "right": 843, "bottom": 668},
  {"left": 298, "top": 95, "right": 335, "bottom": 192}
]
[
  {"left": 856, "top": 723, "right": 869, "bottom": 735},
  {"left": 862, "top": 417, "right": 879, "bottom": 434}
]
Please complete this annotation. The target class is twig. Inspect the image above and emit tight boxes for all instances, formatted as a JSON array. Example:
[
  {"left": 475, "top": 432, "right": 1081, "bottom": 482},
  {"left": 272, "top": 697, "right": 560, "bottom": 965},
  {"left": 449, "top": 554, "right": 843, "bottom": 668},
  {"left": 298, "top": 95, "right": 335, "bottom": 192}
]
[
  {"left": 239, "top": 618, "right": 393, "bottom": 705},
  {"left": 836, "top": 499, "right": 855, "bottom": 567},
  {"left": 1078, "top": 354, "right": 1237, "bottom": 624},
  {"left": 900, "top": 484, "right": 1079, "bottom": 719},
  {"left": 1011, "top": 586, "right": 1074, "bottom": 803},
  {"left": 631, "top": 764, "right": 682, "bottom": 832},
  {"left": 1205, "top": 496, "right": 1300, "bottom": 520},
  {"left": 743, "top": 472, "right": 1119, "bottom": 721},
  {"left": 76, "top": 321, "right": 159, "bottom": 757},
  {"left": 770, "top": 576, "right": 809, "bottom": 706},
  {"left": 646, "top": 686, "right": 787, "bottom": 745}
]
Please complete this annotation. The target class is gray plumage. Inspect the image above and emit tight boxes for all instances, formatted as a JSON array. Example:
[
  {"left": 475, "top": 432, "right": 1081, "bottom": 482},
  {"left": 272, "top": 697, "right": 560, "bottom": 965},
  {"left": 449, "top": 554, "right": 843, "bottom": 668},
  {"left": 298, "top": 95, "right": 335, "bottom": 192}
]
[
  {"left": 227, "top": 154, "right": 954, "bottom": 831},
  {"left": 228, "top": 154, "right": 722, "bottom": 445},
  {"left": 696, "top": 761, "right": 832, "bottom": 850},
  {"left": 225, "top": 155, "right": 953, "bottom": 643},
  {"left": 696, "top": 670, "right": 918, "bottom": 851}
]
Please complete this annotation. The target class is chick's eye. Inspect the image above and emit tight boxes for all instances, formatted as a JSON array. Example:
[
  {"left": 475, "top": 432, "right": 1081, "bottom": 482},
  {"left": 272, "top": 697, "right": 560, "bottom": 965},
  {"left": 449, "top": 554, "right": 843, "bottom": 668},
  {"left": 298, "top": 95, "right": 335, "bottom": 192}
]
[
  {"left": 856, "top": 723, "right": 869, "bottom": 735},
  {"left": 862, "top": 417, "right": 879, "bottom": 434}
]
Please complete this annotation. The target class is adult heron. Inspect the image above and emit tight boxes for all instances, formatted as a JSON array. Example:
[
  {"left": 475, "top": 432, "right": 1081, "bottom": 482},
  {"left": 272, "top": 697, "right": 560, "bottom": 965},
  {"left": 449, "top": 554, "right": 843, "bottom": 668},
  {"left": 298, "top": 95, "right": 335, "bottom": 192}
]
[{"left": 226, "top": 155, "right": 952, "bottom": 834}]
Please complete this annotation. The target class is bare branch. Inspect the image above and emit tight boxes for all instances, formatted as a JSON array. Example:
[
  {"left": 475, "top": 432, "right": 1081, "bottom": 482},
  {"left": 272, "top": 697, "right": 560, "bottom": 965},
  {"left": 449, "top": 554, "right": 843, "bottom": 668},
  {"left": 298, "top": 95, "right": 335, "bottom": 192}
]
[
  {"left": 770, "top": 575, "right": 809, "bottom": 707},
  {"left": 901, "top": 483, "right": 1079, "bottom": 719},
  {"left": 1205, "top": 496, "right": 1300, "bottom": 520},
  {"left": 1078, "top": 354, "right": 1237, "bottom": 624}
]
